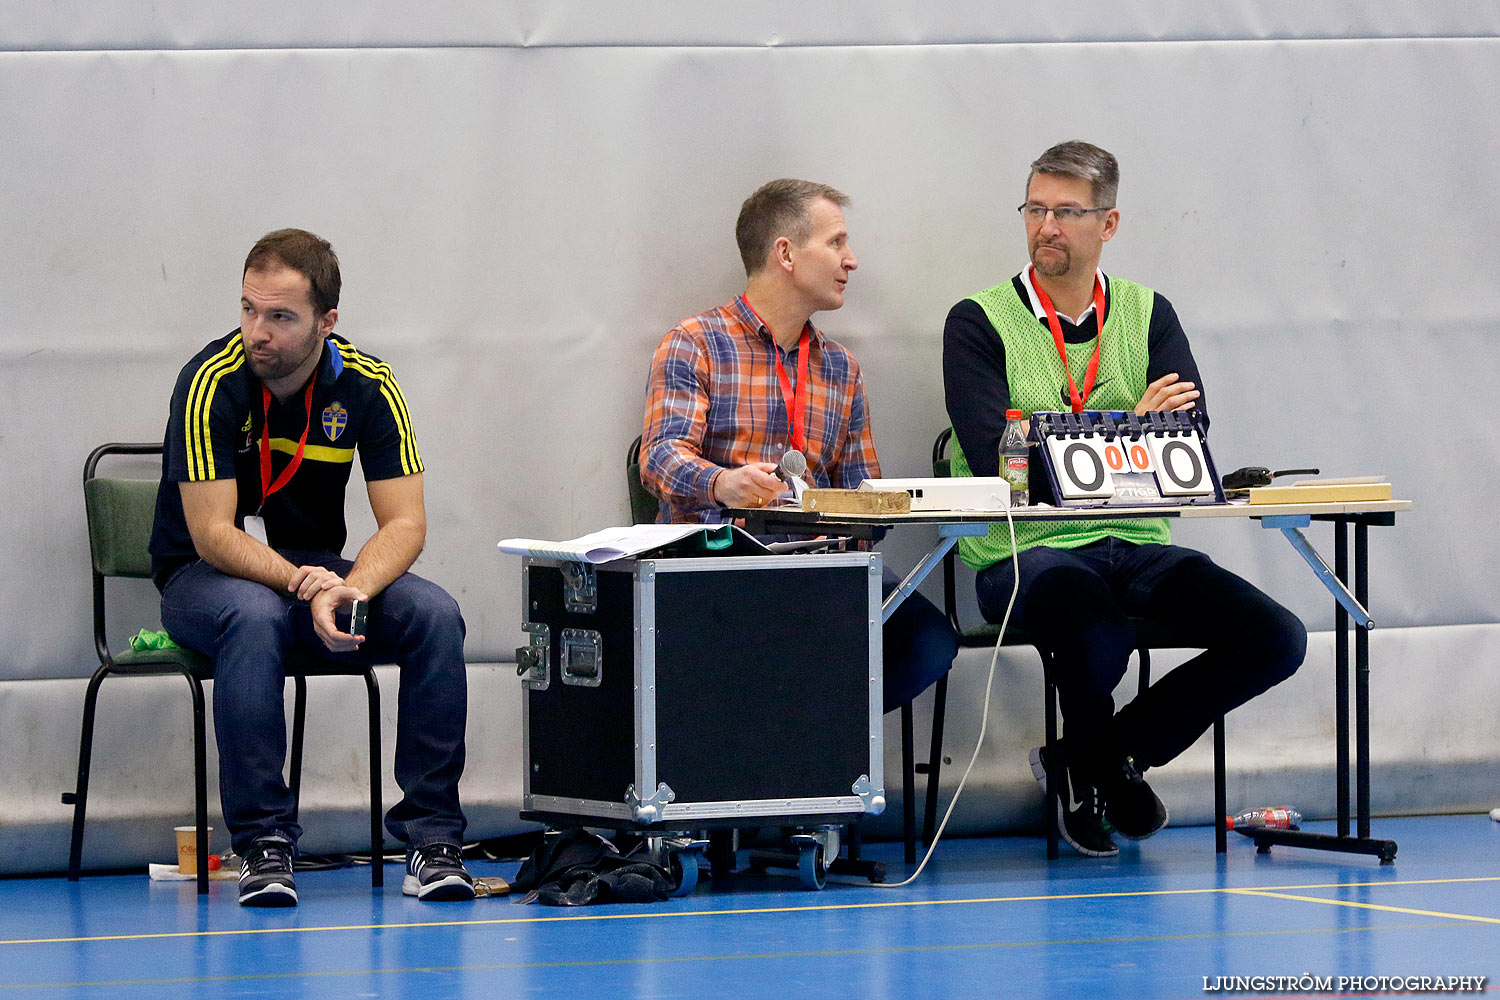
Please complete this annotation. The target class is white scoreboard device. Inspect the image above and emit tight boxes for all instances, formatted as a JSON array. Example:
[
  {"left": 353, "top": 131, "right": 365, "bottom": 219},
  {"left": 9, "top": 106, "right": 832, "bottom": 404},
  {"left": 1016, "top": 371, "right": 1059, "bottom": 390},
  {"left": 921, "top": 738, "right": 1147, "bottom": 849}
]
[{"left": 1031, "top": 410, "right": 1226, "bottom": 507}]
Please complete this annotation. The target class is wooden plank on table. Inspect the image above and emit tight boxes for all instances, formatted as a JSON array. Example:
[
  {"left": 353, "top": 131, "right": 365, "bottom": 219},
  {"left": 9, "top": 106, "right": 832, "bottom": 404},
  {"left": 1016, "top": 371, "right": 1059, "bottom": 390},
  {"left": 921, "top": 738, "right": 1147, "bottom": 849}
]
[
  {"left": 801, "top": 488, "right": 912, "bottom": 515},
  {"left": 1247, "top": 482, "right": 1393, "bottom": 504}
]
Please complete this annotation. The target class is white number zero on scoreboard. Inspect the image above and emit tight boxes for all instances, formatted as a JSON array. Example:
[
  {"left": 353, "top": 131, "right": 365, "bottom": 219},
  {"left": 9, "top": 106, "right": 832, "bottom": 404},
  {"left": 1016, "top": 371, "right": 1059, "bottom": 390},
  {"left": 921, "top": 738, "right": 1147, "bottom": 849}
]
[
  {"left": 1046, "top": 437, "right": 1116, "bottom": 499},
  {"left": 1144, "top": 433, "right": 1212, "bottom": 495}
]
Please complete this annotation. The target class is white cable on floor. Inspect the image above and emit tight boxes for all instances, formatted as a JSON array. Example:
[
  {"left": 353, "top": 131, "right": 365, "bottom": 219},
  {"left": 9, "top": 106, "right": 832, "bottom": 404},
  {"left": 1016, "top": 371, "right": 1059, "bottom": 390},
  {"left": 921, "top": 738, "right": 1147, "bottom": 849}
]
[{"left": 876, "top": 502, "right": 1020, "bottom": 888}]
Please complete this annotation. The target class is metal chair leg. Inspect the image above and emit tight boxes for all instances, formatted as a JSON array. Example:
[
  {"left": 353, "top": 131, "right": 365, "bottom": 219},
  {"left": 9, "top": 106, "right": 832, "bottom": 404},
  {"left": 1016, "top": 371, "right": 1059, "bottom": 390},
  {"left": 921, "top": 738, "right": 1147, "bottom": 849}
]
[
  {"left": 922, "top": 674, "right": 949, "bottom": 848},
  {"left": 67, "top": 666, "right": 211, "bottom": 892},
  {"left": 900, "top": 702, "right": 916, "bottom": 864},
  {"left": 187, "top": 670, "right": 209, "bottom": 895},
  {"left": 1042, "top": 651, "right": 1060, "bottom": 860},
  {"left": 289, "top": 674, "right": 308, "bottom": 809},
  {"left": 364, "top": 668, "right": 383, "bottom": 887},
  {"left": 65, "top": 666, "right": 112, "bottom": 882},
  {"left": 1214, "top": 717, "right": 1228, "bottom": 853}
]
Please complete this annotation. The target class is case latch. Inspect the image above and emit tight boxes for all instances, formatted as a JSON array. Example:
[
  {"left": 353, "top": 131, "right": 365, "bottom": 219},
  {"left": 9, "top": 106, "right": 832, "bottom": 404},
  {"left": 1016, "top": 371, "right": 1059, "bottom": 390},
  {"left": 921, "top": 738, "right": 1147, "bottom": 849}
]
[
  {"left": 561, "top": 561, "right": 597, "bottom": 613},
  {"left": 516, "top": 622, "right": 550, "bottom": 691}
]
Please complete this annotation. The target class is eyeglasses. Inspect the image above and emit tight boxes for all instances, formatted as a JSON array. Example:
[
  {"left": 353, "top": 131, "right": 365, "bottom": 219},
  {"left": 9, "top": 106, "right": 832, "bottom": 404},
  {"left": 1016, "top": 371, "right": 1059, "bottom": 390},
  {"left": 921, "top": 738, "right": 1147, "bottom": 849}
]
[{"left": 1017, "top": 204, "right": 1113, "bottom": 225}]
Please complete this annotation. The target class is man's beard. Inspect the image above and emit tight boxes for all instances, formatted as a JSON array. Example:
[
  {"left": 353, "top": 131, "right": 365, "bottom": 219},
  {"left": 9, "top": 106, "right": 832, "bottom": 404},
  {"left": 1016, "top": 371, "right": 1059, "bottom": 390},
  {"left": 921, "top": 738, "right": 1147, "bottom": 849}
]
[
  {"left": 248, "top": 337, "right": 320, "bottom": 382},
  {"left": 1030, "top": 242, "right": 1072, "bottom": 277}
]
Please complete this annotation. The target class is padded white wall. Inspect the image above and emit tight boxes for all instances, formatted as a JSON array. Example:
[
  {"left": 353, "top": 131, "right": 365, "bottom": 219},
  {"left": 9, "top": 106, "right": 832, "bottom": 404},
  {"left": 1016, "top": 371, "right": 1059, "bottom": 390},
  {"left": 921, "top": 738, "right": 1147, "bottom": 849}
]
[{"left": 1, "top": 4, "right": 1496, "bottom": 870}]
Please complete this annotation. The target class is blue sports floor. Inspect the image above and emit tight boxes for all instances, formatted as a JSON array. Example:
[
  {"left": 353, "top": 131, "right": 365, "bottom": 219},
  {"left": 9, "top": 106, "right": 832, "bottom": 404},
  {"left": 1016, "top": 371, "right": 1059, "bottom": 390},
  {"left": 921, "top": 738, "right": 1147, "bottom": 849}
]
[{"left": 4, "top": 815, "right": 1497, "bottom": 999}]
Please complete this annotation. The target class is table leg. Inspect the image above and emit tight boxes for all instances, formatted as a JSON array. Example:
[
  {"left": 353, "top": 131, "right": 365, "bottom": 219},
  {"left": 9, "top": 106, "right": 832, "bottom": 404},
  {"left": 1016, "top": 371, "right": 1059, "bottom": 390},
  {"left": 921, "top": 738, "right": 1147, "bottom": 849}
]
[
  {"left": 1252, "top": 515, "right": 1396, "bottom": 864},
  {"left": 1356, "top": 520, "right": 1371, "bottom": 840},
  {"left": 1336, "top": 522, "right": 1350, "bottom": 837},
  {"left": 881, "top": 523, "right": 987, "bottom": 623}
]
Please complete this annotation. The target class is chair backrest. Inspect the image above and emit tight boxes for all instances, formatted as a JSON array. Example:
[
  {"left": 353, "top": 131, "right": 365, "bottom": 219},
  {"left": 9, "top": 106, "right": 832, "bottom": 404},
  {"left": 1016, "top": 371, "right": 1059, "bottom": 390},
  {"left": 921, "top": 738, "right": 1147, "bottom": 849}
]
[
  {"left": 932, "top": 427, "right": 954, "bottom": 479},
  {"left": 84, "top": 443, "right": 165, "bottom": 664},
  {"left": 626, "top": 435, "right": 660, "bottom": 525},
  {"left": 930, "top": 427, "right": 1003, "bottom": 643},
  {"left": 85, "top": 477, "right": 160, "bottom": 578}
]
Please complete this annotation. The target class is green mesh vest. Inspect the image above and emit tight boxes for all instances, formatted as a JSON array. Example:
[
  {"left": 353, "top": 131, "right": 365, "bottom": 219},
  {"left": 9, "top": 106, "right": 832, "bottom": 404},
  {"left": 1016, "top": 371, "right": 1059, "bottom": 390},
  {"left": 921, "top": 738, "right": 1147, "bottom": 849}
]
[{"left": 950, "top": 275, "right": 1171, "bottom": 570}]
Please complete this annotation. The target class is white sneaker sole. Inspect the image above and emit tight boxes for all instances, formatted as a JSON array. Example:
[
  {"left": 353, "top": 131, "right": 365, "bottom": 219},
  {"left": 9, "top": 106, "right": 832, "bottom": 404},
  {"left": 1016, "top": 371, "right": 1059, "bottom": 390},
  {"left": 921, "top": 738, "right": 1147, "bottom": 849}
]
[
  {"left": 238, "top": 882, "right": 298, "bottom": 907},
  {"left": 402, "top": 873, "right": 476, "bottom": 901},
  {"left": 1028, "top": 746, "right": 1049, "bottom": 791}
]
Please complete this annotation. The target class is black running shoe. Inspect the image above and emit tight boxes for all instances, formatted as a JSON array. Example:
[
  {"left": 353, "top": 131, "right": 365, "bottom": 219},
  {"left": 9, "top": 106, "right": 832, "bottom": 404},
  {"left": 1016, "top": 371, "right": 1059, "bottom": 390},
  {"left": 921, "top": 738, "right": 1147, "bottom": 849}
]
[
  {"left": 1103, "top": 755, "right": 1169, "bottom": 840},
  {"left": 1029, "top": 745, "right": 1119, "bottom": 858},
  {"left": 403, "top": 842, "right": 475, "bottom": 901},
  {"left": 238, "top": 832, "right": 298, "bottom": 907}
]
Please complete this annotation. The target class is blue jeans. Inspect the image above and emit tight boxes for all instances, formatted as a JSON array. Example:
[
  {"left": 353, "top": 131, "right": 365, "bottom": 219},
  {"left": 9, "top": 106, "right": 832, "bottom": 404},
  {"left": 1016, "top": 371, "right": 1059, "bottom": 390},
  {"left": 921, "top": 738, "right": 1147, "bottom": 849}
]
[
  {"left": 161, "top": 552, "right": 468, "bottom": 855},
  {"left": 882, "top": 567, "right": 960, "bottom": 711},
  {"left": 975, "top": 539, "right": 1305, "bottom": 780}
]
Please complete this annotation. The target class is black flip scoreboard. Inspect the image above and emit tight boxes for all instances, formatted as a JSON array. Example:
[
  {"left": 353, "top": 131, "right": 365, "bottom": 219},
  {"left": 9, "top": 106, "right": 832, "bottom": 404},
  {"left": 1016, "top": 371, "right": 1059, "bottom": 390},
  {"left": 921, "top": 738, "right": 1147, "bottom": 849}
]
[{"left": 1030, "top": 409, "right": 1226, "bottom": 507}]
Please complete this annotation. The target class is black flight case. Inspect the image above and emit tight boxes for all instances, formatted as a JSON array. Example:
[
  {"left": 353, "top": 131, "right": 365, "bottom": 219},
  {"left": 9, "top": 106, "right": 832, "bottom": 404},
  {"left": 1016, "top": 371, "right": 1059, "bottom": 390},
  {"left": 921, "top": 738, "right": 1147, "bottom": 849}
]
[{"left": 516, "top": 549, "right": 886, "bottom": 891}]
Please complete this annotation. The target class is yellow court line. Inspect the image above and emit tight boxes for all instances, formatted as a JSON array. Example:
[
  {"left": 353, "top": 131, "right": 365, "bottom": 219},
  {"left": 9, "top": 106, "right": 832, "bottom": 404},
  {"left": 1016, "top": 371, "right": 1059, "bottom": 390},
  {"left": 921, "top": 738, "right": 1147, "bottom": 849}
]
[
  {"left": 6, "top": 875, "right": 1499, "bottom": 947},
  {"left": 1228, "top": 887, "right": 1500, "bottom": 926},
  {"left": 0, "top": 921, "right": 1454, "bottom": 992}
]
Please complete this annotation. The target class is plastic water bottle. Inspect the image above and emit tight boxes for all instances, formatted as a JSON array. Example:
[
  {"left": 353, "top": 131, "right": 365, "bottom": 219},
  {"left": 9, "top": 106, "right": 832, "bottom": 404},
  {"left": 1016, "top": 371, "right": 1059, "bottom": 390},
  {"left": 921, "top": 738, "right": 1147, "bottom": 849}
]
[
  {"left": 999, "top": 409, "right": 1029, "bottom": 507},
  {"left": 1226, "top": 806, "right": 1302, "bottom": 836}
]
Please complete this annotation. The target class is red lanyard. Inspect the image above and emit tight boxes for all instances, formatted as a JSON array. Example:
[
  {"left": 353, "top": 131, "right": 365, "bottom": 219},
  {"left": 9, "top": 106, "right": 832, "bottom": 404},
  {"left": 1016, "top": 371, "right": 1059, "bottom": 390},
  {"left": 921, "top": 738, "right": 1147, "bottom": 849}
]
[
  {"left": 773, "top": 328, "right": 811, "bottom": 454},
  {"left": 1030, "top": 267, "right": 1107, "bottom": 413},
  {"left": 743, "top": 297, "right": 812, "bottom": 453},
  {"left": 258, "top": 379, "right": 316, "bottom": 510}
]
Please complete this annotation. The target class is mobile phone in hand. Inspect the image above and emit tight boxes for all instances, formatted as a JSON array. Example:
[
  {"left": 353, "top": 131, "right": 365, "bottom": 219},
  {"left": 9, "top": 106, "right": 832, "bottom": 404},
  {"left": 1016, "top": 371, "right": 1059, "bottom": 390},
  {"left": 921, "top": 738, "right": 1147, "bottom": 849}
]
[{"left": 349, "top": 598, "right": 367, "bottom": 638}]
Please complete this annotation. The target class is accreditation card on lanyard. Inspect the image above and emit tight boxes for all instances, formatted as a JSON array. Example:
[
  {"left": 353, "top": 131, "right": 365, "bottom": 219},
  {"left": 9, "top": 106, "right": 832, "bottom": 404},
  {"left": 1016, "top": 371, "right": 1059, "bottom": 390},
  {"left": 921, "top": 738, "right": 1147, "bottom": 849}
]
[
  {"left": 243, "top": 379, "right": 316, "bottom": 546},
  {"left": 1029, "top": 266, "right": 1107, "bottom": 413}
]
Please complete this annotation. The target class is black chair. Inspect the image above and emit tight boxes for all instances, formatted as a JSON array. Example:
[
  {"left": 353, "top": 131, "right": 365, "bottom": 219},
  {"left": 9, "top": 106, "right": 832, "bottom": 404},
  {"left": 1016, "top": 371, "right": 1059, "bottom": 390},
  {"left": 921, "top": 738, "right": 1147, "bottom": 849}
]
[
  {"left": 921, "top": 429, "right": 1227, "bottom": 859},
  {"left": 627, "top": 436, "right": 660, "bottom": 525},
  {"left": 63, "top": 443, "right": 386, "bottom": 893}
]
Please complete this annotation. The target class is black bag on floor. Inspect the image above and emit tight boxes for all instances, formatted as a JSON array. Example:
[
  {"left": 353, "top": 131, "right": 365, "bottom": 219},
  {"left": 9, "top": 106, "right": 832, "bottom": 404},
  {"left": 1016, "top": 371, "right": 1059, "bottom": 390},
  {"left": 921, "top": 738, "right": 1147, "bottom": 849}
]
[{"left": 511, "top": 829, "right": 674, "bottom": 906}]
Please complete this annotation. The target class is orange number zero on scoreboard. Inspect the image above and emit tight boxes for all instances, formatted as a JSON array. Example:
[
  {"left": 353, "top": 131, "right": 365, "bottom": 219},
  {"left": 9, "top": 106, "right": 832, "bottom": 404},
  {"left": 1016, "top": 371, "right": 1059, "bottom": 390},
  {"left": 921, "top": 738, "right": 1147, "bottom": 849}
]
[
  {"left": 1104, "top": 442, "right": 1125, "bottom": 471},
  {"left": 1129, "top": 443, "right": 1151, "bottom": 471}
]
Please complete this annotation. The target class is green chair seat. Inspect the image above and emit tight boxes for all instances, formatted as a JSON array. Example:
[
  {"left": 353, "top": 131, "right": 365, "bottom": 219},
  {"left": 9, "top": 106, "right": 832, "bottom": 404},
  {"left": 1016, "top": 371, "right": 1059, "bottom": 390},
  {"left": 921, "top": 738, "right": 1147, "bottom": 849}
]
[{"left": 110, "top": 645, "right": 214, "bottom": 673}]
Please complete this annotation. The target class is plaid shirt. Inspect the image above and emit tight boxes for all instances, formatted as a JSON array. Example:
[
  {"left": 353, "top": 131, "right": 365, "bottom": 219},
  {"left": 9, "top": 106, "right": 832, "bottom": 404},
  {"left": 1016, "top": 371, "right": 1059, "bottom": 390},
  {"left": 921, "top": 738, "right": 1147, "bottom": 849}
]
[{"left": 641, "top": 296, "right": 881, "bottom": 523}]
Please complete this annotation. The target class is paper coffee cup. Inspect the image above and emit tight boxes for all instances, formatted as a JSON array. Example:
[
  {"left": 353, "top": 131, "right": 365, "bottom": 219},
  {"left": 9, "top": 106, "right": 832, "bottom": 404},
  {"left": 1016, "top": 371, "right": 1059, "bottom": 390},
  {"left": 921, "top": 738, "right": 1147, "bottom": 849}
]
[{"left": 174, "top": 826, "right": 212, "bottom": 875}]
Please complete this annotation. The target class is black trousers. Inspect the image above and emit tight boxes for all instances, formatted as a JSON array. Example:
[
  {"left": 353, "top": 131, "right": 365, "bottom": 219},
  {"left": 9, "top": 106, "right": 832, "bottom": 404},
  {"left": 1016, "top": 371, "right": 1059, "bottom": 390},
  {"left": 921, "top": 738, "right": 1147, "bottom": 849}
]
[{"left": 976, "top": 538, "right": 1305, "bottom": 782}]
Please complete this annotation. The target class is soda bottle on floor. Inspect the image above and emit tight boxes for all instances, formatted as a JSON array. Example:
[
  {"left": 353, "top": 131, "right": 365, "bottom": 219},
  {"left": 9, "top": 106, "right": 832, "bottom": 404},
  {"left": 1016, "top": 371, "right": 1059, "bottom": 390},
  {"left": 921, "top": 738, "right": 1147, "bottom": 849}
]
[
  {"left": 1226, "top": 807, "right": 1302, "bottom": 835},
  {"left": 1000, "top": 409, "right": 1029, "bottom": 507}
]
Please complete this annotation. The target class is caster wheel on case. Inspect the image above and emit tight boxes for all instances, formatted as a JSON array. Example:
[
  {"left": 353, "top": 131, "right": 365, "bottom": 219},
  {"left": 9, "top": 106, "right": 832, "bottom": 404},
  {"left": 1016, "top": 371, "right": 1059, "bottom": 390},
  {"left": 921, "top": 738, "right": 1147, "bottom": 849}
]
[
  {"left": 793, "top": 836, "right": 827, "bottom": 891},
  {"left": 671, "top": 850, "right": 700, "bottom": 896}
]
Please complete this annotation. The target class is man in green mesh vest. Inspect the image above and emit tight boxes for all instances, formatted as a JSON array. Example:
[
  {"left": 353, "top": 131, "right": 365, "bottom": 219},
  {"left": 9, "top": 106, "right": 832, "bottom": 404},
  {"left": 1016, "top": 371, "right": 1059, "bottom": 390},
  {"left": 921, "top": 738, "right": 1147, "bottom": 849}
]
[{"left": 942, "top": 141, "right": 1306, "bottom": 858}]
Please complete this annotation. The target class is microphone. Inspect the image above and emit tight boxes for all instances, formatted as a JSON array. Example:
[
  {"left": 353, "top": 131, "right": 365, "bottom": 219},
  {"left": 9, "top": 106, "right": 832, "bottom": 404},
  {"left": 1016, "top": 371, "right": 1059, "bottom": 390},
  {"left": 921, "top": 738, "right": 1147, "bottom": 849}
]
[
  {"left": 776, "top": 450, "right": 809, "bottom": 504},
  {"left": 776, "top": 449, "right": 808, "bottom": 483}
]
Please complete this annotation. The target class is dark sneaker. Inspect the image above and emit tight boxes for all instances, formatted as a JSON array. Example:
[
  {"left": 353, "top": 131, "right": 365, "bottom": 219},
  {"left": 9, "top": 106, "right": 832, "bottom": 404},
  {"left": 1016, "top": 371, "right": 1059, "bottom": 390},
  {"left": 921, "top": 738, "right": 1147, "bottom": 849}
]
[
  {"left": 1029, "top": 746, "right": 1118, "bottom": 858},
  {"left": 403, "top": 843, "right": 475, "bottom": 901},
  {"left": 238, "top": 833, "right": 298, "bottom": 907},
  {"left": 1104, "top": 755, "right": 1169, "bottom": 841}
]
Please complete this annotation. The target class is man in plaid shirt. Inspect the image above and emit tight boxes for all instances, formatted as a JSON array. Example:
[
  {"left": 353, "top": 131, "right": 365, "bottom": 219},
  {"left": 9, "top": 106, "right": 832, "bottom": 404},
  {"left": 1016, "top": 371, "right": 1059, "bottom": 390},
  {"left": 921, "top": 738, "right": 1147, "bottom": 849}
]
[{"left": 640, "top": 178, "right": 957, "bottom": 712}]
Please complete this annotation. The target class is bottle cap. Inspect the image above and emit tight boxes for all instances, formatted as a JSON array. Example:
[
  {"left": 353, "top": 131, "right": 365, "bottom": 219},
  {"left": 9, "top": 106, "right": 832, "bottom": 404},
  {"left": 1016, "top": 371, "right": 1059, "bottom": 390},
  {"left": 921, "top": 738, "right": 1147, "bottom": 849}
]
[{"left": 1005, "top": 409, "right": 1023, "bottom": 419}]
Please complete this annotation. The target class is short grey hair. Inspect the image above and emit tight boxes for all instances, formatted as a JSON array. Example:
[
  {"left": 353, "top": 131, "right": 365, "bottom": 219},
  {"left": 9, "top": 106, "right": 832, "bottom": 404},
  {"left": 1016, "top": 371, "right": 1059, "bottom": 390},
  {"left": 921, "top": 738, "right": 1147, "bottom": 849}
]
[
  {"left": 1027, "top": 141, "right": 1119, "bottom": 209},
  {"left": 735, "top": 178, "right": 850, "bottom": 276}
]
